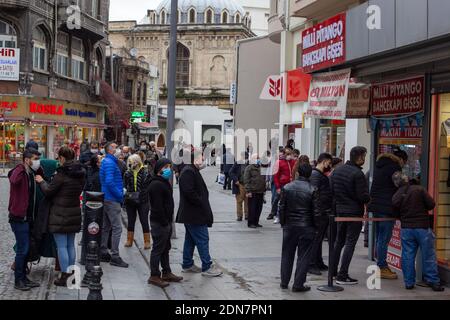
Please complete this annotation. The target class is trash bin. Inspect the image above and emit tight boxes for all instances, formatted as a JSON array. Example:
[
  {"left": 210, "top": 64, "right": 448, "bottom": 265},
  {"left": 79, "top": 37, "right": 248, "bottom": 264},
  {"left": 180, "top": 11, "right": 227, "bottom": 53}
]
[{"left": 80, "top": 191, "right": 104, "bottom": 265}]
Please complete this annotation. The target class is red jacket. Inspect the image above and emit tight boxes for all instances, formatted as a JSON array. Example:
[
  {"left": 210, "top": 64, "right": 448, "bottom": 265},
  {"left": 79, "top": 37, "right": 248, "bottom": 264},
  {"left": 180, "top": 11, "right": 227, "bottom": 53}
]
[
  {"left": 273, "top": 159, "right": 296, "bottom": 189},
  {"left": 8, "top": 164, "right": 30, "bottom": 218}
]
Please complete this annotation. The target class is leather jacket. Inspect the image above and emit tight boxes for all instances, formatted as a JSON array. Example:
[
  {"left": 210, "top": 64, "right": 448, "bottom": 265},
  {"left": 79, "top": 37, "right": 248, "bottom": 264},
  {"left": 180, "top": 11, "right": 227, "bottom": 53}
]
[{"left": 279, "top": 177, "right": 320, "bottom": 228}]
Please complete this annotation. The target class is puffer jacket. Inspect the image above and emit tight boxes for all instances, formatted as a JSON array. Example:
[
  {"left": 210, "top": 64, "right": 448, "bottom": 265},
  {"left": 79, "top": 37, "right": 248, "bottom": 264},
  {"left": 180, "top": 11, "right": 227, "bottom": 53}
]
[
  {"left": 124, "top": 165, "right": 150, "bottom": 203},
  {"left": 310, "top": 168, "right": 332, "bottom": 215},
  {"left": 244, "top": 164, "right": 266, "bottom": 194},
  {"left": 368, "top": 153, "right": 402, "bottom": 216},
  {"left": 331, "top": 161, "right": 370, "bottom": 217},
  {"left": 279, "top": 177, "right": 320, "bottom": 227},
  {"left": 39, "top": 161, "right": 86, "bottom": 234},
  {"left": 99, "top": 154, "right": 124, "bottom": 203}
]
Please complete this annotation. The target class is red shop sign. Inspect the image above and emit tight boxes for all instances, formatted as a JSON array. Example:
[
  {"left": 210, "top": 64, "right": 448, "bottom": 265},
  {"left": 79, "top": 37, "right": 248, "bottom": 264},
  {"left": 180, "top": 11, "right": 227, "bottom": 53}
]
[
  {"left": 29, "top": 101, "right": 64, "bottom": 115},
  {"left": 301, "top": 13, "right": 346, "bottom": 73},
  {"left": 286, "top": 68, "right": 311, "bottom": 103},
  {"left": 371, "top": 77, "right": 425, "bottom": 116}
]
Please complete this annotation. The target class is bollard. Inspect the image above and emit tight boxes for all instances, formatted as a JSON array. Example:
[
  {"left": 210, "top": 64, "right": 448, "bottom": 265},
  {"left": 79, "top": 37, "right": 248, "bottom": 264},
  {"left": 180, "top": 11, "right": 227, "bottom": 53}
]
[
  {"left": 81, "top": 241, "right": 98, "bottom": 288},
  {"left": 317, "top": 215, "right": 344, "bottom": 292},
  {"left": 87, "top": 265, "right": 103, "bottom": 301},
  {"left": 81, "top": 192, "right": 104, "bottom": 265}
]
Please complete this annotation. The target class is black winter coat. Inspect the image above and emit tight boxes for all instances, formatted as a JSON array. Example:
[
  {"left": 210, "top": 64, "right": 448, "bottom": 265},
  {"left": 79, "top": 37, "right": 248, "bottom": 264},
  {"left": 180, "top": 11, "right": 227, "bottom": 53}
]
[
  {"left": 229, "top": 162, "right": 248, "bottom": 195},
  {"left": 84, "top": 166, "right": 101, "bottom": 192},
  {"left": 124, "top": 166, "right": 150, "bottom": 204},
  {"left": 279, "top": 177, "right": 320, "bottom": 228},
  {"left": 39, "top": 161, "right": 86, "bottom": 234},
  {"left": 148, "top": 176, "right": 174, "bottom": 226},
  {"left": 176, "top": 165, "right": 214, "bottom": 227},
  {"left": 331, "top": 161, "right": 370, "bottom": 217},
  {"left": 310, "top": 168, "right": 332, "bottom": 215},
  {"left": 368, "top": 153, "right": 402, "bottom": 216}
]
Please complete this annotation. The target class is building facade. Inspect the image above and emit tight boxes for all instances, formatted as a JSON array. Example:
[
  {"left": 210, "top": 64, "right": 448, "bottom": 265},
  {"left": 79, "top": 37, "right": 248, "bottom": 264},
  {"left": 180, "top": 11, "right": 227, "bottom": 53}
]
[
  {"left": 241, "top": 0, "right": 270, "bottom": 36},
  {"left": 0, "top": 0, "right": 110, "bottom": 161}
]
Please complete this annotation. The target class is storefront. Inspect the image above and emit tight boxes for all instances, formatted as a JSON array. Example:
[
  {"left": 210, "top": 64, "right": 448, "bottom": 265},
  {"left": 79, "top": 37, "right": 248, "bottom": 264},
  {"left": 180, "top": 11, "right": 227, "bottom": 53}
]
[{"left": 0, "top": 95, "right": 106, "bottom": 163}]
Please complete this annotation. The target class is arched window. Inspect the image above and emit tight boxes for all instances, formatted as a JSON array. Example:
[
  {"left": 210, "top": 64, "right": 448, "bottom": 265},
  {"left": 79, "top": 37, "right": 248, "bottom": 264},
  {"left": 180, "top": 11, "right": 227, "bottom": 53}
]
[
  {"left": 94, "top": 48, "right": 103, "bottom": 79},
  {"left": 71, "top": 36, "right": 86, "bottom": 81},
  {"left": 188, "top": 8, "right": 196, "bottom": 23},
  {"left": 160, "top": 10, "right": 167, "bottom": 24},
  {"left": 0, "top": 19, "right": 17, "bottom": 48},
  {"left": 32, "top": 26, "right": 48, "bottom": 72},
  {"left": 168, "top": 42, "right": 190, "bottom": 87},
  {"left": 235, "top": 13, "right": 241, "bottom": 24},
  {"left": 205, "top": 8, "right": 214, "bottom": 24},
  {"left": 222, "top": 11, "right": 228, "bottom": 23}
]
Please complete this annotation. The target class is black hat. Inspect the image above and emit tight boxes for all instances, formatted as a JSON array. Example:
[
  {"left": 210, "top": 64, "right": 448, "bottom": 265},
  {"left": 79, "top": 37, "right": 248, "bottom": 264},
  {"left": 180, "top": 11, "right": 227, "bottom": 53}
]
[{"left": 154, "top": 158, "right": 172, "bottom": 175}]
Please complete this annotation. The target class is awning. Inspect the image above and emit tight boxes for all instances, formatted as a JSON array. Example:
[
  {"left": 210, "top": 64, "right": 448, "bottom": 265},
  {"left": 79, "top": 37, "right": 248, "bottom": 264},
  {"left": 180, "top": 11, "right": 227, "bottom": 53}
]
[
  {"left": 138, "top": 122, "right": 158, "bottom": 130},
  {"left": 1, "top": 116, "right": 108, "bottom": 128}
]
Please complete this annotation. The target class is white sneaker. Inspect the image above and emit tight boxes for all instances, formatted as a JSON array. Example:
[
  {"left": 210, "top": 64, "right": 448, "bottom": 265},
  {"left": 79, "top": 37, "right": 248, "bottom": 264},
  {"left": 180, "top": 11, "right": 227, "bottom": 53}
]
[
  {"left": 182, "top": 264, "right": 202, "bottom": 273},
  {"left": 274, "top": 217, "right": 280, "bottom": 224},
  {"left": 202, "top": 264, "right": 223, "bottom": 277}
]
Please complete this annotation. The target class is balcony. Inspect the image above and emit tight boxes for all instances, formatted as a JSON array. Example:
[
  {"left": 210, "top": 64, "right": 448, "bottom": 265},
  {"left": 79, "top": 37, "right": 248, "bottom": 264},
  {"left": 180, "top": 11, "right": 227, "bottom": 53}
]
[
  {"left": 291, "top": 0, "right": 362, "bottom": 20},
  {"left": 0, "top": 0, "right": 30, "bottom": 8},
  {"left": 121, "top": 58, "right": 150, "bottom": 71},
  {"left": 268, "top": 14, "right": 284, "bottom": 44},
  {"left": 57, "top": 0, "right": 107, "bottom": 42}
]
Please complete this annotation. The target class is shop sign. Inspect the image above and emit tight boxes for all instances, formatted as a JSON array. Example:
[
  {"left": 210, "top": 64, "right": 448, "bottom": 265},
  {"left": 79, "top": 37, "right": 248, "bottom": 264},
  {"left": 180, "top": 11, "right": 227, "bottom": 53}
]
[
  {"left": 389, "top": 221, "right": 402, "bottom": 251},
  {"left": 346, "top": 87, "right": 370, "bottom": 118},
  {"left": 230, "top": 82, "right": 237, "bottom": 104},
  {"left": 131, "top": 111, "right": 145, "bottom": 118},
  {"left": 306, "top": 68, "right": 351, "bottom": 120},
  {"left": 286, "top": 69, "right": 311, "bottom": 103},
  {"left": 386, "top": 251, "right": 402, "bottom": 270},
  {"left": 260, "top": 75, "right": 283, "bottom": 101},
  {"left": 371, "top": 77, "right": 425, "bottom": 116},
  {"left": 378, "top": 116, "right": 423, "bottom": 145},
  {"left": 301, "top": 13, "right": 346, "bottom": 73},
  {"left": 0, "top": 48, "right": 20, "bottom": 81},
  {"left": 30, "top": 101, "right": 64, "bottom": 115}
]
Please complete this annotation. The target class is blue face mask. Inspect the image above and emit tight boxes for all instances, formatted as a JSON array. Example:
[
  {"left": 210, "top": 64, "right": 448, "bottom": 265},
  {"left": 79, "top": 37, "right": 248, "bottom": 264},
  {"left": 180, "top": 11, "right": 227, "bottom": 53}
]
[
  {"left": 256, "top": 159, "right": 261, "bottom": 166},
  {"left": 161, "top": 168, "right": 173, "bottom": 180}
]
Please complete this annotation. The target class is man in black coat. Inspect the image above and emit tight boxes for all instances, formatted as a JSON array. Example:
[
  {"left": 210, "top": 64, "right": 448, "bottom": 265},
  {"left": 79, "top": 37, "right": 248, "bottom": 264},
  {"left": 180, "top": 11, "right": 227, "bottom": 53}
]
[
  {"left": 330, "top": 146, "right": 370, "bottom": 285},
  {"left": 147, "top": 158, "right": 183, "bottom": 288},
  {"left": 308, "top": 153, "right": 333, "bottom": 275},
  {"left": 79, "top": 141, "right": 99, "bottom": 165},
  {"left": 368, "top": 150, "right": 407, "bottom": 280},
  {"left": 229, "top": 152, "right": 249, "bottom": 221},
  {"left": 176, "top": 149, "right": 222, "bottom": 277}
]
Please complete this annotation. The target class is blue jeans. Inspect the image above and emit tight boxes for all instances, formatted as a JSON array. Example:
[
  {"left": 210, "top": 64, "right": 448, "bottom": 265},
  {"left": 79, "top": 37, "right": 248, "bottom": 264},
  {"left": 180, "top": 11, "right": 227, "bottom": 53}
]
[
  {"left": 182, "top": 224, "right": 212, "bottom": 272},
  {"left": 53, "top": 233, "right": 76, "bottom": 273},
  {"left": 10, "top": 222, "right": 30, "bottom": 282},
  {"left": 401, "top": 228, "right": 441, "bottom": 287},
  {"left": 374, "top": 216, "right": 395, "bottom": 268}
]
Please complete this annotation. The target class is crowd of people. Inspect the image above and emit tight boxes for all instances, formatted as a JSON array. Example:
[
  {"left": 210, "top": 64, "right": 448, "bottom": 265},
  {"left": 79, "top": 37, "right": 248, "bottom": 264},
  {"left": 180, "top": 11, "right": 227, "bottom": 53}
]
[
  {"left": 7, "top": 139, "right": 223, "bottom": 292},
  {"left": 7, "top": 136, "right": 445, "bottom": 294}
]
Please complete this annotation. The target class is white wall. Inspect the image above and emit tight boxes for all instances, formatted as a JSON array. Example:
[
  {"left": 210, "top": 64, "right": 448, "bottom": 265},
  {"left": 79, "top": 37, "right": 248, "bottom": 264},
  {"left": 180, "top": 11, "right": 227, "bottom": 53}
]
[
  {"left": 345, "top": 119, "right": 372, "bottom": 173},
  {"left": 241, "top": 0, "right": 270, "bottom": 36}
]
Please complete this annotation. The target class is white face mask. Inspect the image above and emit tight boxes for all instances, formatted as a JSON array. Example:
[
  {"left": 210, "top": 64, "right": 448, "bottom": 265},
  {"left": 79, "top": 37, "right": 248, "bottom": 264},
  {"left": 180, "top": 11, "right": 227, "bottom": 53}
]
[
  {"left": 31, "top": 160, "right": 41, "bottom": 172},
  {"left": 91, "top": 149, "right": 99, "bottom": 153}
]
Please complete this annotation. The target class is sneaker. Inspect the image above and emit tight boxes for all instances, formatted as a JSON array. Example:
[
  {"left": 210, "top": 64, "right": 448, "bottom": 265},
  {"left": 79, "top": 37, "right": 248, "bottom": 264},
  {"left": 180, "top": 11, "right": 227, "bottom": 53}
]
[
  {"left": 182, "top": 264, "right": 202, "bottom": 273},
  {"left": 14, "top": 280, "right": 31, "bottom": 291},
  {"left": 292, "top": 285, "right": 311, "bottom": 292},
  {"left": 273, "top": 217, "right": 280, "bottom": 224},
  {"left": 100, "top": 253, "right": 111, "bottom": 263},
  {"left": 380, "top": 267, "right": 398, "bottom": 279},
  {"left": 25, "top": 277, "right": 40, "bottom": 288},
  {"left": 110, "top": 256, "right": 129, "bottom": 268},
  {"left": 202, "top": 264, "right": 223, "bottom": 277},
  {"left": 336, "top": 276, "right": 358, "bottom": 285},
  {"left": 308, "top": 267, "right": 322, "bottom": 276}
]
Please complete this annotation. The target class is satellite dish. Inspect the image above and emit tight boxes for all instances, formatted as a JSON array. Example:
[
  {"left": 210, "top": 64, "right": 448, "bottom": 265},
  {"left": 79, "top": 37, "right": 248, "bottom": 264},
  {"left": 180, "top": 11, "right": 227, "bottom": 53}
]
[{"left": 130, "top": 48, "right": 138, "bottom": 57}]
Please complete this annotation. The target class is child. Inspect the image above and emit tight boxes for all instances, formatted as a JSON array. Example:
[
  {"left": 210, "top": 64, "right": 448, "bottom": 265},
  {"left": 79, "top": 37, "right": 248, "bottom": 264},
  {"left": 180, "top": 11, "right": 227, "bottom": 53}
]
[{"left": 392, "top": 173, "right": 444, "bottom": 292}]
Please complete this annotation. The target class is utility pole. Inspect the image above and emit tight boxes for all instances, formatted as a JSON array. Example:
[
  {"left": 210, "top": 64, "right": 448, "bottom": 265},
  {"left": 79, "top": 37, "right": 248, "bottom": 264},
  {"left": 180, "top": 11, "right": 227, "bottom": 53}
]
[{"left": 167, "top": 0, "right": 178, "bottom": 239}]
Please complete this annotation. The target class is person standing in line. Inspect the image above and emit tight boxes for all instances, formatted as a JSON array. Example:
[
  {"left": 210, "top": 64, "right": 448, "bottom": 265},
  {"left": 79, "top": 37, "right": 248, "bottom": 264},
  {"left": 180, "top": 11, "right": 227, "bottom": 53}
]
[
  {"left": 244, "top": 154, "right": 266, "bottom": 229},
  {"left": 369, "top": 150, "right": 408, "bottom": 280},
  {"left": 330, "top": 146, "right": 370, "bottom": 285},
  {"left": 177, "top": 149, "right": 223, "bottom": 277},
  {"left": 123, "top": 154, "right": 151, "bottom": 249},
  {"left": 222, "top": 148, "right": 235, "bottom": 191},
  {"left": 8, "top": 149, "right": 43, "bottom": 291},
  {"left": 279, "top": 163, "right": 319, "bottom": 292},
  {"left": 392, "top": 173, "right": 444, "bottom": 292},
  {"left": 272, "top": 148, "right": 296, "bottom": 224},
  {"left": 147, "top": 159, "right": 183, "bottom": 288},
  {"left": 229, "top": 152, "right": 249, "bottom": 221},
  {"left": 308, "top": 153, "right": 333, "bottom": 275},
  {"left": 35, "top": 147, "right": 86, "bottom": 287},
  {"left": 99, "top": 142, "right": 129, "bottom": 268}
]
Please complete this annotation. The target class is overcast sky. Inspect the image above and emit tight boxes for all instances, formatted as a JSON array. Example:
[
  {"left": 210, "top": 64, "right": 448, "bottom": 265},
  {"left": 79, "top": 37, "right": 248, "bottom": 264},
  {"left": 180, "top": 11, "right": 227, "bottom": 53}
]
[{"left": 109, "top": 0, "right": 159, "bottom": 21}]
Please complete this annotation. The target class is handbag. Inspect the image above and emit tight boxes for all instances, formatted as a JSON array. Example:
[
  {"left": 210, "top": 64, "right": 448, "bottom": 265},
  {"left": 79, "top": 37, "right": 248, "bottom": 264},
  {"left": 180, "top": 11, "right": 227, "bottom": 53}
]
[
  {"left": 126, "top": 192, "right": 141, "bottom": 206},
  {"left": 217, "top": 173, "right": 225, "bottom": 185}
]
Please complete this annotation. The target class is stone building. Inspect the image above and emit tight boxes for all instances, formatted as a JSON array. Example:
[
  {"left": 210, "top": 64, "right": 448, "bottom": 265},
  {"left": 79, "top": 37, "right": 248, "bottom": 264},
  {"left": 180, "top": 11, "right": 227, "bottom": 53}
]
[{"left": 0, "top": 0, "right": 110, "bottom": 160}]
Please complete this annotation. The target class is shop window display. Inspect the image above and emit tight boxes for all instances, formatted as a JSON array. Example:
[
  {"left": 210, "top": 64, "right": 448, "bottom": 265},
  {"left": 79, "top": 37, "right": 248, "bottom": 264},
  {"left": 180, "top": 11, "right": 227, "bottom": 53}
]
[{"left": 319, "top": 119, "right": 346, "bottom": 158}]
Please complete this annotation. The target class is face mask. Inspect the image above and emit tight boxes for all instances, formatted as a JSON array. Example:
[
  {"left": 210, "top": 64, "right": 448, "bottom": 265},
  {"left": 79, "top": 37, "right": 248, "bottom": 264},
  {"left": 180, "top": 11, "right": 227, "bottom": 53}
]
[
  {"left": 161, "top": 168, "right": 173, "bottom": 180},
  {"left": 140, "top": 145, "right": 147, "bottom": 151},
  {"left": 256, "top": 159, "right": 261, "bottom": 166},
  {"left": 31, "top": 160, "right": 41, "bottom": 172},
  {"left": 100, "top": 149, "right": 105, "bottom": 154},
  {"left": 91, "top": 149, "right": 99, "bottom": 153}
]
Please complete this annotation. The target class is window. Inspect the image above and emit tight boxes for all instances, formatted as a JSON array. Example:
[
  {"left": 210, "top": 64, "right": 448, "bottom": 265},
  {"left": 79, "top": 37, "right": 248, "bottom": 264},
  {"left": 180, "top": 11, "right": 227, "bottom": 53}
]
[
  {"left": 235, "top": 13, "right": 241, "bottom": 24},
  {"left": 189, "top": 8, "right": 196, "bottom": 23},
  {"left": 205, "top": 8, "right": 214, "bottom": 24},
  {"left": 222, "top": 11, "right": 228, "bottom": 23},
  {"left": 56, "top": 32, "right": 69, "bottom": 76},
  {"left": 170, "top": 42, "right": 190, "bottom": 88},
  {"left": 143, "top": 82, "right": 147, "bottom": 105},
  {"left": 0, "top": 20, "right": 17, "bottom": 48},
  {"left": 137, "top": 81, "right": 142, "bottom": 105},
  {"left": 71, "top": 37, "right": 86, "bottom": 81},
  {"left": 125, "top": 80, "right": 133, "bottom": 100},
  {"left": 91, "top": 0, "right": 99, "bottom": 18},
  {"left": 160, "top": 10, "right": 167, "bottom": 24},
  {"left": 56, "top": 54, "right": 69, "bottom": 77},
  {"left": 32, "top": 27, "right": 48, "bottom": 72}
]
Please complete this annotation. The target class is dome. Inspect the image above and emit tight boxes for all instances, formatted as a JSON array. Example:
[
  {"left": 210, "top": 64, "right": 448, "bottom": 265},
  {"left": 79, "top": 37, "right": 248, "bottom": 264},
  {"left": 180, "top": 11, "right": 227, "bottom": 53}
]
[{"left": 156, "top": 0, "right": 246, "bottom": 16}]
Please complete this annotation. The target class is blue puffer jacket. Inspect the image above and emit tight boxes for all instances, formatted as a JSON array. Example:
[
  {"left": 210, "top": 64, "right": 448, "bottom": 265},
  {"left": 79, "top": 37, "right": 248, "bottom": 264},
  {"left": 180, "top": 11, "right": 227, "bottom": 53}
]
[{"left": 100, "top": 154, "right": 124, "bottom": 203}]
